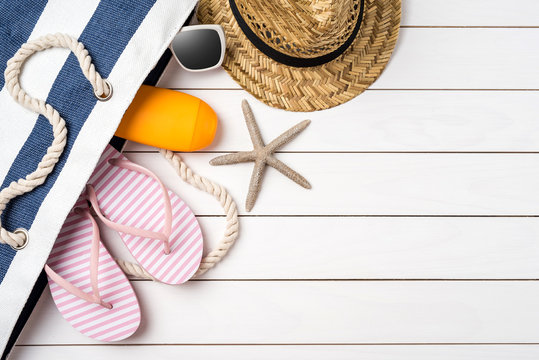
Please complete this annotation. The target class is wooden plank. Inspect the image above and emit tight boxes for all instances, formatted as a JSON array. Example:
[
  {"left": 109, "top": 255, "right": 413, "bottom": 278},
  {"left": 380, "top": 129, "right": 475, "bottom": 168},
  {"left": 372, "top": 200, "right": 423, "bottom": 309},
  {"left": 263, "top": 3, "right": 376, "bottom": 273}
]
[
  {"left": 122, "top": 152, "right": 539, "bottom": 216},
  {"left": 18, "top": 281, "right": 539, "bottom": 344},
  {"left": 124, "top": 90, "right": 539, "bottom": 152},
  {"left": 403, "top": 0, "right": 539, "bottom": 26},
  {"left": 157, "top": 29, "right": 539, "bottom": 90},
  {"left": 100, "top": 217, "right": 539, "bottom": 280},
  {"left": 10, "top": 344, "right": 539, "bottom": 360}
]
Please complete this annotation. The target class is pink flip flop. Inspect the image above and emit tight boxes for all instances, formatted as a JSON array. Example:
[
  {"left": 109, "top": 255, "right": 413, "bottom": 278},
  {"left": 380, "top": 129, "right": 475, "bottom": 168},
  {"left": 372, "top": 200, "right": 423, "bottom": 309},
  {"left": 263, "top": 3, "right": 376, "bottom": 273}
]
[
  {"left": 85, "top": 145, "right": 203, "bottom": 284},
  {"left": 45, "top": 195, "right": 141, "bottom": 342}
]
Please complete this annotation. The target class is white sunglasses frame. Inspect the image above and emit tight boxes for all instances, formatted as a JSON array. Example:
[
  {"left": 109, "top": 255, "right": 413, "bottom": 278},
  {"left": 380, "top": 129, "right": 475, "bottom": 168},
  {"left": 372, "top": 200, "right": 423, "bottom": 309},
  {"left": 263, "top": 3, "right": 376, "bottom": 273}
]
[{"left": 170, "top": 24, "right": 226, "bottom": 72}]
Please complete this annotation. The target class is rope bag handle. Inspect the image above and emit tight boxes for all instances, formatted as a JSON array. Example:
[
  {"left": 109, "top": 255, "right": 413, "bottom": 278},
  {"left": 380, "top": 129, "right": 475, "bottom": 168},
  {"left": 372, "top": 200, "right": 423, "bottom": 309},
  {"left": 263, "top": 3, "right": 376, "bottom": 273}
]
[
  {"left": 115, "top": 148, "right": 240, "bottom": 279},
  {"left": 0, "top": 33, "right": 112, "bottom": 250},
  {"left": 1, "top": 33, "right": 238, "bottom": 278}
]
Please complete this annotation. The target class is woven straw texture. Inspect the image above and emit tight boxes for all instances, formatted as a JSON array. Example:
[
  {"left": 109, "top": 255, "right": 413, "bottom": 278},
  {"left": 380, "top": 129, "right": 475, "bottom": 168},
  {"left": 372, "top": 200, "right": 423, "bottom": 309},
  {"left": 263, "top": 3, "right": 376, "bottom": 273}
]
[{"left": 197, "top": 0, "right": 401, "bottom": 112}]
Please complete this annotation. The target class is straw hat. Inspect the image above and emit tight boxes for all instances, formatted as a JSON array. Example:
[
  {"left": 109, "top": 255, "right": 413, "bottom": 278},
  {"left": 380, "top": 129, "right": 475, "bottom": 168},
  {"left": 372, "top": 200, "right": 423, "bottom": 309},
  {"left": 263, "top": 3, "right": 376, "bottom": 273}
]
[{"left": 197, "top": 0, "right": 401, "bottom": 112}]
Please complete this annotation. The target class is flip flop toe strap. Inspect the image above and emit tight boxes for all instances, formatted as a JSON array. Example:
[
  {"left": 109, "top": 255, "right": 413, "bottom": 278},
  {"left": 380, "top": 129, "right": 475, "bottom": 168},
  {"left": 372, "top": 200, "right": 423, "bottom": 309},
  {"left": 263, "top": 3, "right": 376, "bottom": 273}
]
[
  {"left": 117, "top": 150, "right": 240, "bottom": 280},
  {"left": 87, "top": 158, "right": 173, "bottom": 255},
  {"left": 45, "top": 208, "right": 112, "bottom": 309}
]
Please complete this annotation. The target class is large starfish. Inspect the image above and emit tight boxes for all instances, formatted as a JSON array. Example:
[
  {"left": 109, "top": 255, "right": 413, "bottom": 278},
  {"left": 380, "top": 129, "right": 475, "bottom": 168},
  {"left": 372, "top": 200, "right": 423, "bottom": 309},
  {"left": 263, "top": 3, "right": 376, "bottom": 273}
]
[{"left": 210, "top": 100, "right": 311, "bottom": 212}]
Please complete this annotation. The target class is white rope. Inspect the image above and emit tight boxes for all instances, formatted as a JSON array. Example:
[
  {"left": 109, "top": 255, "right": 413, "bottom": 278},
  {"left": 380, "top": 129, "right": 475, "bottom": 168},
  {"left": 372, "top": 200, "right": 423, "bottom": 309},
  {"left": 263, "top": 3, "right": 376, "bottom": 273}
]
[
  {"left": 117, "top": 149, "right": 240, "bottom": 279},
  {"left": 115, "top": 257, "right": 155, "bottom": 280},
  {"left": 0, "top": 33, "right": 111, "bottom": 249}
]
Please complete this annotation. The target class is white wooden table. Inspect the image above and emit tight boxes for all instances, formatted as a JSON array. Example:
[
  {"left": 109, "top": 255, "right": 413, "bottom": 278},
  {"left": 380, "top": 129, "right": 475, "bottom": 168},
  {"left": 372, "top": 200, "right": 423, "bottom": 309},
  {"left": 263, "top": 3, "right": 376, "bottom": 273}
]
[{"left": 11, "top": 1, "right": 539, "bottom": 358}]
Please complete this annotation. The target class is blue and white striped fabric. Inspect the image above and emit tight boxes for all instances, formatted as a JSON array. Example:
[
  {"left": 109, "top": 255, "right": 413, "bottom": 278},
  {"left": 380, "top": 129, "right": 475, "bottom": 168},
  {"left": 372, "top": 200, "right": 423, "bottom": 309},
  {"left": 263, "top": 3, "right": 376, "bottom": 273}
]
[{"left": 0, "top": 0, "right": 197, "bottom": 352}]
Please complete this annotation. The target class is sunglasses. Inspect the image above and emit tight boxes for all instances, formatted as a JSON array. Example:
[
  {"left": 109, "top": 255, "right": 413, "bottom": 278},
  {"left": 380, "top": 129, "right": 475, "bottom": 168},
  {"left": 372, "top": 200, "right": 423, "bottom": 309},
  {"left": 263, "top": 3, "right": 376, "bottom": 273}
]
[{"left": 170, "top": 24, "right": 226, "bottom": 72}]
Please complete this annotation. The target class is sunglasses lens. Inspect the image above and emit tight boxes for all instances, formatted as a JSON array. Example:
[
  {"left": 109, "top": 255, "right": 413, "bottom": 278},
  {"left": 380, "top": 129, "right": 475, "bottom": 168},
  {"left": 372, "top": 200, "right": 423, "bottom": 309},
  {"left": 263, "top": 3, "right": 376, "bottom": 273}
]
[{"left": 172, "top": 29, "right": 222, "bottom": 70}]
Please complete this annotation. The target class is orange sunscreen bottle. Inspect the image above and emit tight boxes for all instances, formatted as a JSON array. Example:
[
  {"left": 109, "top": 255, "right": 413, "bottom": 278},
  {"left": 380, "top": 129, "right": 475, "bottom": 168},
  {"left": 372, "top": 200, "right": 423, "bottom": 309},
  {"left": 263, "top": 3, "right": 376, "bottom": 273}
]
[{"left": 115, "top": 85, "right": 218, "bottom": 151}]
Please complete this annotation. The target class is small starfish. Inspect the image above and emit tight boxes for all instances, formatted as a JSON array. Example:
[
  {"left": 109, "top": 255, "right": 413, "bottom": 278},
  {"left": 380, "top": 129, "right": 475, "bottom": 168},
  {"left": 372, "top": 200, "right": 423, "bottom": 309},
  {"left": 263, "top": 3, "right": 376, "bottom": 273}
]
[{"left": 210, "top": 100, "right": 311, "bottom": 212}]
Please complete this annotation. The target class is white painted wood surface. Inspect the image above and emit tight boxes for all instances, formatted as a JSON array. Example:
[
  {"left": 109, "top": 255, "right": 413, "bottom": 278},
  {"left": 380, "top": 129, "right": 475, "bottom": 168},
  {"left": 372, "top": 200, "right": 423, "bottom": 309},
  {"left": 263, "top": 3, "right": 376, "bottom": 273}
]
[
  {"left": 11, "top": 345, "right": 539, "bottom": 360},
  {"left": 402, "top": 0, "right": 539, "bottom": 26},
  {"left": 100, "top": 217, "right": 539, "bottom": 280},
  {"left": 13, "top": 1, "right": 539, "bottom": 359},
  {"left": 123, "top": 152, "right": 539, "bottom": 216},
  {"left": 158, "top": 29, "right": 539, "bottom": 90},
  {"left": 124, "top": 90, "right": 539, "bottom": 152},
  {"left": 17, "top": 281, "right": 539, "bottom": 344}
]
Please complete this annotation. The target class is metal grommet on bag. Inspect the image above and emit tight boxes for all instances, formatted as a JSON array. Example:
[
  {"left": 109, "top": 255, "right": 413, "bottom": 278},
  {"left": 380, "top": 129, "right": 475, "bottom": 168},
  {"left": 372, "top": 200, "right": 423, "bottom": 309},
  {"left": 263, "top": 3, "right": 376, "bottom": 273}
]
[
  {"left": 94, "top": 79, "right": 113, "bottom": 101},
  {"left": 10, "top": 228, "right": 29, "bottom": 250}
]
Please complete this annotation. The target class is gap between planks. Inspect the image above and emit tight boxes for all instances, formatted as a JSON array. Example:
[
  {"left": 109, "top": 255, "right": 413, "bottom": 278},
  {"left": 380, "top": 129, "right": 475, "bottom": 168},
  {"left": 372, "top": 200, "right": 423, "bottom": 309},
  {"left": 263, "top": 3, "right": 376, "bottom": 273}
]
[
  {"left": 122, "top": 151, "right": 539, "bottom": 154},
  {"left": 15, "top": 342, "right": 539, "bottom": 347},
  {"left": 163, "top": 88, "right": 539, "bottom": 91},
  {"left": 165, "top": 214, "right": 539, "bottom": 218},
  {"left": 93, "top": 214, "right": 539, "bottom": 218},
  {"left": 401, "top": 26, "right": 539, "bottom": 28},
  {"left": 130, "top": 279, "right": 539, "bottom": 282}
]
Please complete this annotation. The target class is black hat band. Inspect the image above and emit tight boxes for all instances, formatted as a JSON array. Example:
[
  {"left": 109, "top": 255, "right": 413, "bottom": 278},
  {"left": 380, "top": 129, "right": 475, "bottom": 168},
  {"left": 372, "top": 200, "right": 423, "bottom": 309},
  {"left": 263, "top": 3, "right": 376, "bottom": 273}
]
[{"left": 228, "top": 0, "right": 365, "bottom": 68}]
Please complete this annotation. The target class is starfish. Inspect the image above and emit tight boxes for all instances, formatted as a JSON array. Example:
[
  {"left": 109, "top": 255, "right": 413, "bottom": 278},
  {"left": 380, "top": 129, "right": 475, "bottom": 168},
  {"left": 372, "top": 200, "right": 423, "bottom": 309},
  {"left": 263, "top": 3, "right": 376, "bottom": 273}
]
[{"left": 210, "top": 100, "right": 311, "bottom": 212}]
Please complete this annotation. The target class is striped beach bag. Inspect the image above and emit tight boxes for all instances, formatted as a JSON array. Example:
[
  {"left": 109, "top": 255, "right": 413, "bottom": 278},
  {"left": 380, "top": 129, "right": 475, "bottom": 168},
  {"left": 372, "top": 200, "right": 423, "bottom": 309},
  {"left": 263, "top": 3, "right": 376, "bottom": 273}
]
[{"left": 0, "top": 0, "right": 197, "bottom": 357}]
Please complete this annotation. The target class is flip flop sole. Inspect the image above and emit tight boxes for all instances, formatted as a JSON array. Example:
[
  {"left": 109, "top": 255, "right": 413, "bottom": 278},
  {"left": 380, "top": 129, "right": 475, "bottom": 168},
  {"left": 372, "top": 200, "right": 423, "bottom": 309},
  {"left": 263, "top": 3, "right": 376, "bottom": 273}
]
[
  {"left": 47, "top": 195, "right": 140, "bottom": 342},
  {"left": 88, "top": 145, "right": 203, "bottom": 284}
]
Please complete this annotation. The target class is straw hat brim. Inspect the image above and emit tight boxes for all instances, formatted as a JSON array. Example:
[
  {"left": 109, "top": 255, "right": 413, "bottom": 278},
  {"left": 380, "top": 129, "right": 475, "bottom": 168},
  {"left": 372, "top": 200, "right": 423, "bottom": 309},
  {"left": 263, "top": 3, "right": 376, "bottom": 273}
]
[{"left": 197, "top": 0, "right": 401, "bottom": 112}]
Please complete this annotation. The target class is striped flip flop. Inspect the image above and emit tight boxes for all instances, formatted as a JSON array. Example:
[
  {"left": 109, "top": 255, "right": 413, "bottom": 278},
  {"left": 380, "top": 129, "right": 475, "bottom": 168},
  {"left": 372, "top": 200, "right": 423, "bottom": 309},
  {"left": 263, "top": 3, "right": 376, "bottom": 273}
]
[
  {"left": 86, "top": 145, "right": 203, "bottom": 284},
  {"left": 45, "top": 195, "right": 141, "bottom": 341}
]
